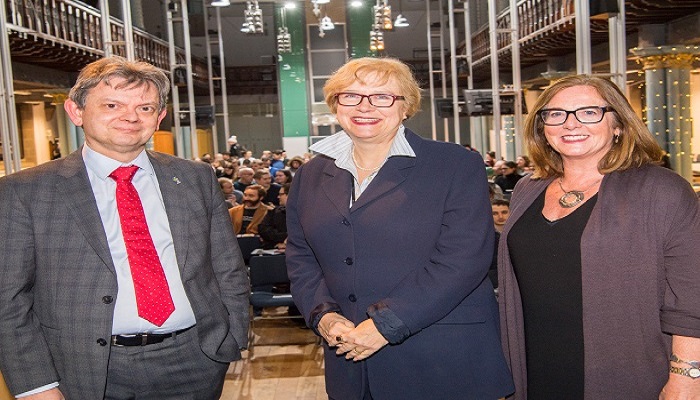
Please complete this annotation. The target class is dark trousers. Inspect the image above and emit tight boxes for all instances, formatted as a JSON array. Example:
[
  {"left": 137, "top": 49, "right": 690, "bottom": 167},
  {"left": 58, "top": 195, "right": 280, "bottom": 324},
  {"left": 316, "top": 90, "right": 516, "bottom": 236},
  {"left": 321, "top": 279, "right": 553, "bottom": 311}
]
[{"left": 105, "top": 327, "right": 229, "bottom": 400}]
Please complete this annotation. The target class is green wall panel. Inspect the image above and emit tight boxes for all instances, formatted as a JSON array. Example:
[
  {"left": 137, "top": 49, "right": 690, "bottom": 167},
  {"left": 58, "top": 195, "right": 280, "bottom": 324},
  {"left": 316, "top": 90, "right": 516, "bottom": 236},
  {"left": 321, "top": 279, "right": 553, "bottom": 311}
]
[
  {"left": 347, "top": 1, "right": 374, "bottom": 58},
  {"left": 276, "top": 5, "right": 310, "bottom": 138}
]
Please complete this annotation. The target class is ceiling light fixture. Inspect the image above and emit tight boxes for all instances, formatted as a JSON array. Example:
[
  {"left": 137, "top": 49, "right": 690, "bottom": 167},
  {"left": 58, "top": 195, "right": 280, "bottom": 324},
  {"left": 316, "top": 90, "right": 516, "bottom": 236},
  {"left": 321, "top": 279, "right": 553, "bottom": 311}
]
[{"left": 211, "top": 0, "right": 230, "bottom": 6}]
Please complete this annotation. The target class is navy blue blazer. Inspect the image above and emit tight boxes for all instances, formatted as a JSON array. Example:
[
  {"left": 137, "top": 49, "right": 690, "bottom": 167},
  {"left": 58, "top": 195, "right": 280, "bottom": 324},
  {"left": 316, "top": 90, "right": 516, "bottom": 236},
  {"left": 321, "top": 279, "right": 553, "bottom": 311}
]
[{"left": 286, "top": 130, "right": 514, "bottom": 400}]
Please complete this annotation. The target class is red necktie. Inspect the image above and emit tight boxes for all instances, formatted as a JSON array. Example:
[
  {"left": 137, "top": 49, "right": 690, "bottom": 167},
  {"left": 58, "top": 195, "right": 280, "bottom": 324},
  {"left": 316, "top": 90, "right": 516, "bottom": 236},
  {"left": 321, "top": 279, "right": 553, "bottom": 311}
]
[{"left": 110, "top": 166, "right": 175, "bottom": 326}]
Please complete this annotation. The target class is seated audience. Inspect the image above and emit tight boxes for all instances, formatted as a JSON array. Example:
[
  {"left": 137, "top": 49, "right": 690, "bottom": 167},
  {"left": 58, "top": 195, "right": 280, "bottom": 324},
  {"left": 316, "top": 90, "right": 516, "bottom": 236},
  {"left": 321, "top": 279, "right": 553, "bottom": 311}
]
[
  {"left": 258, "top": 184, "right": 291, "bottom": 250},
  {"left": 489, "top": 199, "right": 510, "bottom": 289},
  {"left": 274, "top": 169, "right": 293, "bottom": 185},
  {"left": 229, "top": 185, "right": 268, "bottom": 235},
  {"left": 254, "top": 169, "right": 281, "bottom": 206},
  {"left": 234, "top": 167, "right": 255, "bottom": 192},
  {"left": 494, "top": 161, "right": 523, "bottom": 194}
]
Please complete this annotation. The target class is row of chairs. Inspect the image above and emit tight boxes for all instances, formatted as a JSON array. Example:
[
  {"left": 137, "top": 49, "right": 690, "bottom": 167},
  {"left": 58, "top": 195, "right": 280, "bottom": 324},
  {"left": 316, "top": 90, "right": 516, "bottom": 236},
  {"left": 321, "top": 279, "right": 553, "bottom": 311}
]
[{"left": 238, "top": 236, "right": 307, "bottom": 353}]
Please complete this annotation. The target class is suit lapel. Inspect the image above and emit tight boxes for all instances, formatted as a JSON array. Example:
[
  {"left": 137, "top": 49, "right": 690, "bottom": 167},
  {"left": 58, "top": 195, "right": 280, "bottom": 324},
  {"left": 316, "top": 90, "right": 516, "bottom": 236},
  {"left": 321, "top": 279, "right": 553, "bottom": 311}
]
[
  {"left": 148, "top": 152, "right": 190, "bottom": 274},
  {"left": 320, "top": 159, "right": 353, "bottom": 220},
  {"left": 350, "top": 130, "right": 420, "bottom": 212},
  {"left": 350, "top": 156, "right": 415, "bottom": 212},
  {"left": 57, "top": 151, "right": 116, "bottom": 274}
]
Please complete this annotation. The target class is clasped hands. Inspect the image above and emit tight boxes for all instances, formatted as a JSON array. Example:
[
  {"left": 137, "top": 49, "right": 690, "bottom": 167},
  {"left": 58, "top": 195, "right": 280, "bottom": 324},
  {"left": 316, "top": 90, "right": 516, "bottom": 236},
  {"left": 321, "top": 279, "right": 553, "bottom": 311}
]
[{"left": 318, "top": 312, "right": 388, "bottom": 362}]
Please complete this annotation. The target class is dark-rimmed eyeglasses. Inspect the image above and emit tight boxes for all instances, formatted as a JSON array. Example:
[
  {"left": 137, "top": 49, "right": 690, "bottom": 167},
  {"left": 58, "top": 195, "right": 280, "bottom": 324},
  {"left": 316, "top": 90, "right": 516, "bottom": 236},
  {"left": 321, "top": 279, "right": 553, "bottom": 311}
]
[
  {"left": 538, "top": 106, "right": 615, "bottom": 126},
  {"left": 335, "top": 93, "right": 405, "bottom": 108}
]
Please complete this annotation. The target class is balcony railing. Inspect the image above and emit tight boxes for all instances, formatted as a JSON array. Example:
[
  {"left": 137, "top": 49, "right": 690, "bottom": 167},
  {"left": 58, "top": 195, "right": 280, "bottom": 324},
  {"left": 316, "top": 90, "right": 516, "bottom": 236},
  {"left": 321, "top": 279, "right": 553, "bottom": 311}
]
[
  {"left": 469, "top": 0, "right": 577, "bottom": 68},
  {"left": 5, "top": 0, "right": 200, "bottom": 77}
]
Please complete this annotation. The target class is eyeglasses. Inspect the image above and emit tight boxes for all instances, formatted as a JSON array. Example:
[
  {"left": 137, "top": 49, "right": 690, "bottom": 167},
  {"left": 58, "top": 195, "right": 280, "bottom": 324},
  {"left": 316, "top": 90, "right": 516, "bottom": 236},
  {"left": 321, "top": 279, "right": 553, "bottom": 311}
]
[
  {"left": 538, "top": 106, "right": 615, "bottom": 126},
  {"left": 335, "top": 92, "right": 405, "bottom": 108}
]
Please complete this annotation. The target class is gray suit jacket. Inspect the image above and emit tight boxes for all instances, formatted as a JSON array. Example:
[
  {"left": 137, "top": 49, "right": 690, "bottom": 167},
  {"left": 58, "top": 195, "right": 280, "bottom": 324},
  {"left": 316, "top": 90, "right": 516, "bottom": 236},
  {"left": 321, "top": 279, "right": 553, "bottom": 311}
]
[{"left": 0, "top": 150, "right": 249, "bottom": 398}]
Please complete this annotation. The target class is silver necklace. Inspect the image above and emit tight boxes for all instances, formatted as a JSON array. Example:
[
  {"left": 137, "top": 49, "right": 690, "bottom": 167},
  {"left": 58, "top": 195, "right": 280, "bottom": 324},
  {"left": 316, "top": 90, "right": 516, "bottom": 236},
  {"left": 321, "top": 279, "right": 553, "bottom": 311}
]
[
  {"left": 352, "top": 149, "right": 383, "bottom": 172},
  {"left": 557, "top": 177, "right": 602, "bottom": 208}
]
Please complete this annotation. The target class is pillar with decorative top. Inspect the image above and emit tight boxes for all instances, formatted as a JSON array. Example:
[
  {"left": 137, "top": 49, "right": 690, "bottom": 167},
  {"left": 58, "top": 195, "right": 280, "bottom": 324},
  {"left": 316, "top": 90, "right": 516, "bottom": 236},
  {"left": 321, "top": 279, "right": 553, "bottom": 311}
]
[{"left": 631, "top": 45, "right": 699, "bottom": 183}]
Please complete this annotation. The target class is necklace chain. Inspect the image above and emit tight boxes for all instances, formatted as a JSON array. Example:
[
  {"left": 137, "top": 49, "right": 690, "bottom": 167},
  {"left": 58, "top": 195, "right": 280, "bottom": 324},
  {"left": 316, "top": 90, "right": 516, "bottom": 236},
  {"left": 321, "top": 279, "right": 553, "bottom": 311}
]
[
  {"left": 352, "top": 149, "right": 383, "bottom": 172},
  {"left": 557, "top": 177, "right": 602, "bottom": 208}
]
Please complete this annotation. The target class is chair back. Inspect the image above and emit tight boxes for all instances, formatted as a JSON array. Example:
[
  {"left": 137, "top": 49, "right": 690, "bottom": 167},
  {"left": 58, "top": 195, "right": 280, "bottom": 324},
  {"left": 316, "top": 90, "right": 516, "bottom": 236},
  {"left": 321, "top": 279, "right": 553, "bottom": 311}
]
[
  {"left": 237, "top": 235, "right": 262, "bottom": 264},
  {"left": 249, "top": 255, "right": 288, "bottom": 288}
]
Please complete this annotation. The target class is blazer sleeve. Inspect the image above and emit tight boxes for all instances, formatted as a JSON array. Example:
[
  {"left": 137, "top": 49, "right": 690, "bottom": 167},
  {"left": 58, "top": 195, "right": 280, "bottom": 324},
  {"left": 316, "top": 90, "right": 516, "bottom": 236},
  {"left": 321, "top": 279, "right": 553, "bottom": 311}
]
[
  {"left": 285, "top": 164, "right": 343, "bottom": 331},
  {"left": 368, "top": 150, "right": 496, "bottom": 341},
  {"left": 0, "top": 176, "right": 61, "bottom": 393}
]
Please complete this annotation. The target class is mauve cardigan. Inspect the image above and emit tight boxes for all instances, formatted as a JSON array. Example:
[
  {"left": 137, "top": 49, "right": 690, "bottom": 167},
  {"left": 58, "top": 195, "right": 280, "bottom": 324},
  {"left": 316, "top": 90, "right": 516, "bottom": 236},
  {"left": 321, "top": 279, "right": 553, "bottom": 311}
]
[{"left": 498, "top": 164, "right": 700, "bottom": 400}]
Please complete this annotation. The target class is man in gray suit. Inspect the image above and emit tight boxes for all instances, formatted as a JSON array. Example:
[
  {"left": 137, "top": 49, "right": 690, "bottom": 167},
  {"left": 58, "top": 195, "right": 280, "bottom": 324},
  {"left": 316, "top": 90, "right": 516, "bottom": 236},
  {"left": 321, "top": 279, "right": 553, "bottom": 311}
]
[{"left": 0, "top": 57, "right": 249, "bottom": 399}]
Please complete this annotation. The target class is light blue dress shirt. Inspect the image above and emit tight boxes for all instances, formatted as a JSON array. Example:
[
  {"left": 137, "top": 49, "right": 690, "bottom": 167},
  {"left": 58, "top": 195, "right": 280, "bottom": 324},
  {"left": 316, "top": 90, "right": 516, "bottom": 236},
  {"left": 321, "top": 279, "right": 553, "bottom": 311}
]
[{"left": 82, "top": 144, "right": 196, "bottom": 335}]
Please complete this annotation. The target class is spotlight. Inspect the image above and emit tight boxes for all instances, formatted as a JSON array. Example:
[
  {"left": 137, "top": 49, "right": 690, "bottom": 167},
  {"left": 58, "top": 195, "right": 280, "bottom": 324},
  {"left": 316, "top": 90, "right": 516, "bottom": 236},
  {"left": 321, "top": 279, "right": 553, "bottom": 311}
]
[{"left": 394, "top": 14, "right": 408, "bottom": 27}]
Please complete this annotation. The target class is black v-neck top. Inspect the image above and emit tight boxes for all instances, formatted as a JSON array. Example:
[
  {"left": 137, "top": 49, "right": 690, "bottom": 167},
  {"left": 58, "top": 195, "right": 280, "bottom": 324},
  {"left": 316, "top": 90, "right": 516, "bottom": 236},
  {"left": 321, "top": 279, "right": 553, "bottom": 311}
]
[{"left": 507, "top": 190, "right": 598, "bottom": 400}]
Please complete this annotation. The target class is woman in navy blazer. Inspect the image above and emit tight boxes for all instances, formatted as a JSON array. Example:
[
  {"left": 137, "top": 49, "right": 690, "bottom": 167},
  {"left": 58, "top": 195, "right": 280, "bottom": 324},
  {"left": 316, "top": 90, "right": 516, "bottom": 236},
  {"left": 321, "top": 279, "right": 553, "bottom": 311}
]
[{"left": 286, "top": 57, "right": 513, "bottom": 400}]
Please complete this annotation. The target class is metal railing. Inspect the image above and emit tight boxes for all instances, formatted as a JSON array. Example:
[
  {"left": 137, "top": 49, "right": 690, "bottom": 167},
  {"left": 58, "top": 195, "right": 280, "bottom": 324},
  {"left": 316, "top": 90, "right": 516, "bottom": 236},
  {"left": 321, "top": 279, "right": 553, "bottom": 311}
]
[
  {"left": 470, "top": 0, "right": 576, "bottom": 66},
  {"left": 5, "top": 0, "right": 191, "bottom": 71}
]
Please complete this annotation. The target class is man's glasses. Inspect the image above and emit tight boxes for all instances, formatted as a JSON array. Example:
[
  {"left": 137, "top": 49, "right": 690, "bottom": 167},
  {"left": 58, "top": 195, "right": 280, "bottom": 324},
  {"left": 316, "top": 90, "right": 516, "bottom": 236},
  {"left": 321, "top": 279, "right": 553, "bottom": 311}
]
[
  {"left": 335, "top": 93, "right": 405, "bottom": 108},
  {"left": 538, "top": 106, "right": 615, "bottom": 126}
]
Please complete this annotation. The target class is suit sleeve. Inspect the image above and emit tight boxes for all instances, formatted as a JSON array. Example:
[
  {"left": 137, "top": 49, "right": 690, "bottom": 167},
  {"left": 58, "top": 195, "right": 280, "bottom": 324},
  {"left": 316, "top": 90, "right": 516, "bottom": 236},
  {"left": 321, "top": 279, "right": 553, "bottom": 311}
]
[
  {"left": 368, "top": 151, "right": 495, "bottom": 342},
  {"left": 0, "top": 176, "right": 60, "bottom": 394},
  {"left": 206, "top": 169, "right": 250, "bottom": 348},
  {"left": 285, "top": 164, "right": 343, "bottom": 332}
]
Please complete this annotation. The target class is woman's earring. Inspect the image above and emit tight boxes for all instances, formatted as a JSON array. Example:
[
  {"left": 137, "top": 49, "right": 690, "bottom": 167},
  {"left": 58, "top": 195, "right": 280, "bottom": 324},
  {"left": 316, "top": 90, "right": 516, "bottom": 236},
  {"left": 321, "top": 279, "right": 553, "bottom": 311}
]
[{"left": 614, "top": 134, "right": 620, "bottom": 144}]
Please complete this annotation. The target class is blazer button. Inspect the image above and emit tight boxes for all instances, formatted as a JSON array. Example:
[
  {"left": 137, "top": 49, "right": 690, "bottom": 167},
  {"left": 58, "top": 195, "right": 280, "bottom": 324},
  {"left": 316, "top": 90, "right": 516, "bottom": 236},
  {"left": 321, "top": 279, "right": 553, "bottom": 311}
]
[
  {"left": 97, "top": 338, "right": 108, "bottom": 346},
  {"left": 342, "top": 218, "right": 350, "bottom": 226},
  {"left": 348, "top": 294, "right": 357, "bottom": 302},
  {"left": 344, "top": 257, "right": 353, "bottom": 265},
  {"left": 102, "top": 296, "right": 113, "bottom": 304}
]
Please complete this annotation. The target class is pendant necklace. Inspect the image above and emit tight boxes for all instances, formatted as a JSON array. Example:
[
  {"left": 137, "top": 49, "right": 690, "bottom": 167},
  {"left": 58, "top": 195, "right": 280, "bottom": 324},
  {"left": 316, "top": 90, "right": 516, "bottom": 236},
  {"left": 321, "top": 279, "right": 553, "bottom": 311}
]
[
  {"left": 352, "top": 149, "right": 383, "bottom": 172},
  {"left": 557, "top": 177, "right": 602, "bottom": 208}
]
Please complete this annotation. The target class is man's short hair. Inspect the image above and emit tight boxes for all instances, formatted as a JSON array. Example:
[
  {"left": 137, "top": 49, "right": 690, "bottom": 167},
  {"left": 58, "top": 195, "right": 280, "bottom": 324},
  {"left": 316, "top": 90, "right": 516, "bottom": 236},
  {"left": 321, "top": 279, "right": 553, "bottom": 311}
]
[
  {"left": 491, "top": 199, "right": 510, "bottom": 208},
  {"left": 253, "top": 168, "right": 271, "bottom": 180},
  {"left": 68, "top": 56, "right": 170, "bottom": 112},
  {"left": 245, "top": 184, "right": 267, "bottom": 199}
]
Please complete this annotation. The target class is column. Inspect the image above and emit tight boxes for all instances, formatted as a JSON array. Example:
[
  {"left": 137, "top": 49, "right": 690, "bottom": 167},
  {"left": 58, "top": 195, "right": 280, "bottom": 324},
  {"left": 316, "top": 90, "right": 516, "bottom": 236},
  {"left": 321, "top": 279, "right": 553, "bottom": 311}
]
[{"left": 631, "top": 45, "right": 699, "bottom": 183}]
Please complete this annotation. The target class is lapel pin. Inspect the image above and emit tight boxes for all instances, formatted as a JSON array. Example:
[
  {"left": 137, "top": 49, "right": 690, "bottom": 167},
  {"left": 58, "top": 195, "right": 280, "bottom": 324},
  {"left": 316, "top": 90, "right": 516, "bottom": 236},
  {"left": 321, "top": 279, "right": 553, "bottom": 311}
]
[{"left": 173, "top": 176, "right": 181, "bottom": 185}]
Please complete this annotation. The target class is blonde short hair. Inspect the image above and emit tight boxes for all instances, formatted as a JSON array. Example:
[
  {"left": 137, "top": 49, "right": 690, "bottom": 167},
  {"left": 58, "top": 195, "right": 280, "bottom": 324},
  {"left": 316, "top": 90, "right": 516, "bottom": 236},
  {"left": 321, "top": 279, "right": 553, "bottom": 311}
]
[
  {"left": 323, "top": 57, "right": 421, "bottom": 118},
  {"left": 524, "top": 74, "right": 663, "bottom": 178}
]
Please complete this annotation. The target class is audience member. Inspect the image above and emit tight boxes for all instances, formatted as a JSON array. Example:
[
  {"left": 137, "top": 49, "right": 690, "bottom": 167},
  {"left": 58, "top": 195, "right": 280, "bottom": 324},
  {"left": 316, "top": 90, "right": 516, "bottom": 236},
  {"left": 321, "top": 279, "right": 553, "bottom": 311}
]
[
  {"left": 484, "top": 151, "right": 497, "bottom": 167},
  {"left": 491, "top": 199, "right": 510, "bottom": 233},
  {"left": 494, "top": 161, "right": 523, "bottom": 194},
  {"left": 229, "top": 184, "right": 268, "bottom": 235},
  {"left": 286, "top": 156, "right": 304, "bottom": 176},
  {"left": 269, "top": 150, "right": 285, "bottom": 176},
  {"left": 239, "top": 150, "right": 254, "bottom": 166},
  {"left": 227, "top": 135, "right": 244, "bottom": 157},
  {"left": 218, "top": 177, "right": 242, "bottom": 208},
  {"left": 254, "top": 169, "right": 281, "bottom": 206},
  {"left": 258, "top": 183, "right": 290, "bottom": 250},
  {"left": 516, "top": 155, "right": 534, "bottom": 174},
  {"left": 234, "top": 167, "right": 254, "bottom": 192},
  {"left": 274, "top": 169, "right": 293, "bottom": 185}
]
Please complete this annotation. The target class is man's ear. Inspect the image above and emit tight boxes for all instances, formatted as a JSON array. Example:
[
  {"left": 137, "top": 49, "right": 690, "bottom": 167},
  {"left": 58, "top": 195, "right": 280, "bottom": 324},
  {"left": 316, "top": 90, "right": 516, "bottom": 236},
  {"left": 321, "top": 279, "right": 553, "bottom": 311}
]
[
  {"left": 64, "top": 99, "right": 84, "bottom": 127},
  {"left": 156, "top": 108, "right": 168, "bottom": 130}
]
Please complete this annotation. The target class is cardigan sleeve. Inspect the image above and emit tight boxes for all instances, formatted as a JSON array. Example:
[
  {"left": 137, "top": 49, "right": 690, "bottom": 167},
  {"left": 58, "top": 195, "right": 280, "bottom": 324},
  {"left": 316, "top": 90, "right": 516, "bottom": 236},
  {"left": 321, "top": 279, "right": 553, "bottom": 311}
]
[{"left": 658, "top": 173, "right": 700, "bottom": 337}]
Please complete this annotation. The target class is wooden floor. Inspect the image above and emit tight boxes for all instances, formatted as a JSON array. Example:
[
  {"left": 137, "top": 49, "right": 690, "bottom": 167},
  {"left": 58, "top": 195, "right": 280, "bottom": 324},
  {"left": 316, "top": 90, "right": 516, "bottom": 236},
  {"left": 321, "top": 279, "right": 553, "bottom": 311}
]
[{"left": 221, "top": 309, "right": 327, "bottom": 400}]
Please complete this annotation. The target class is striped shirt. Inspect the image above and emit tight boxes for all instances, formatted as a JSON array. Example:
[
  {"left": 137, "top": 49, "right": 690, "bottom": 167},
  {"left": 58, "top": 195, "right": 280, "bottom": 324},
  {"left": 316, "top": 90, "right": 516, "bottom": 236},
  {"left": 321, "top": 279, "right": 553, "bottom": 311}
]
[{"left": 309, "top": 126, "right": 415, "bottom": 204}]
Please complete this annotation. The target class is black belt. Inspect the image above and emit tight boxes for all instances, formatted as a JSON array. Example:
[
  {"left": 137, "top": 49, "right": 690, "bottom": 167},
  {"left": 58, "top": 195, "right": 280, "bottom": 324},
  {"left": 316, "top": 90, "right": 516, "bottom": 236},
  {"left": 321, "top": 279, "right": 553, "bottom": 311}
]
[{"left": 111, "top": 326, "right": 193, "bottom": 347}]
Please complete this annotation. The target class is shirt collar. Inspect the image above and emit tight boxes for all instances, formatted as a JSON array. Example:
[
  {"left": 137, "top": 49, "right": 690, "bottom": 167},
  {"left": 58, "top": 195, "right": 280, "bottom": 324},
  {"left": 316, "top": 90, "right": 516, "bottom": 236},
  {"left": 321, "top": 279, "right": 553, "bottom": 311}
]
[
  {"left": 308, "top": 125, "right": 416, "bottom": 162},
  {"left": 82, "top": 144, "right": 154, "bottom": 181}
]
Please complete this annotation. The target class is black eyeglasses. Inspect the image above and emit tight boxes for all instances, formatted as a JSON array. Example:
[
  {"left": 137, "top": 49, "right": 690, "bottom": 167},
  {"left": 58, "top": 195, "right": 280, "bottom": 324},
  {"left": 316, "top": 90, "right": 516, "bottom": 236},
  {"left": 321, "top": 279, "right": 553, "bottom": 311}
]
[
  {"left": 539, "top": 106, "right": 615, "bottom": 126},
  {"left": 335, "top": 93, "right": 405, "bottom": 108}
]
